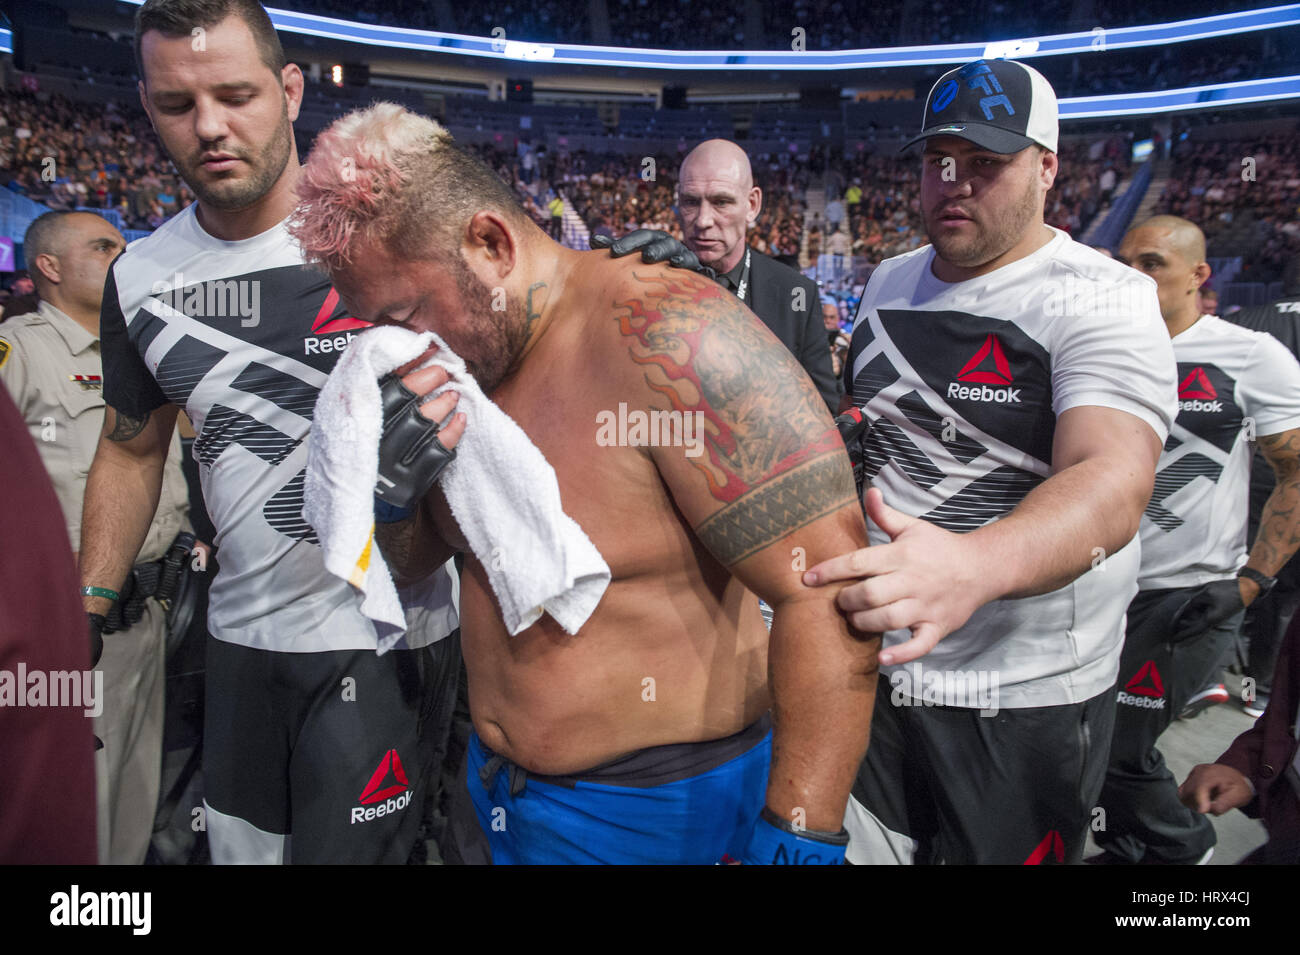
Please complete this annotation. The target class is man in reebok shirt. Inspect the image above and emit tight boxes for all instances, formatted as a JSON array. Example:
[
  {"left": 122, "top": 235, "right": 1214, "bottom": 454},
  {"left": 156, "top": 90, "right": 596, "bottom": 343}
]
[
  {"left": 79, "top": 0, "right": 460, "bottom": 863},
  {"left": 807, "top": 59, "right": 1178, "bottom": 864},
  {"left": 1091, "top": 216, "right": 1300, "bottom": 864}
]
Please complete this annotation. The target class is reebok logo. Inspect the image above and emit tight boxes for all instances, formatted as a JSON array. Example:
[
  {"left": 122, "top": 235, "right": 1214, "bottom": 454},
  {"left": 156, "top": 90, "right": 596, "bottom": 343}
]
[
  {"left": 947, "top": 334, "right": 1020, "bottom": 403},
  {"left": 1024, "top": 829, "right": 1064, "bottom": 865},
  {"left": 350, "top": 748, "right": 413, "bottom": 824},
  {"left": 312, "top": 287, "right": 370, "bottom": 335},
  {"left": 1118, "top": 660, "right": 1166, "bottom": 709},
  {"left": 305, "top": 287, "right": 370, "bottom": 355},
  {"left": 1178, "top": 367, "right": 1222, "bottom": 412}
]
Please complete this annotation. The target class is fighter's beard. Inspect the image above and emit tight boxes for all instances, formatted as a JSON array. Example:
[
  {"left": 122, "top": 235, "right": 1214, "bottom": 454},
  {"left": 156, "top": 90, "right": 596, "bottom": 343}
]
[
  {"left": 453, "top": 259, "right": 530, "bottom": 395},
  {"left": 927, "top": 173, "right": 1040, "bottom": 270}
]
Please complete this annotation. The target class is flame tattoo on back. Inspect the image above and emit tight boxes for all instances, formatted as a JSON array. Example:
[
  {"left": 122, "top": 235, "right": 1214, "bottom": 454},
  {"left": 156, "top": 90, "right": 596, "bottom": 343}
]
[{"left": 614, "top": 270, "right": 855, "bottom": 565}]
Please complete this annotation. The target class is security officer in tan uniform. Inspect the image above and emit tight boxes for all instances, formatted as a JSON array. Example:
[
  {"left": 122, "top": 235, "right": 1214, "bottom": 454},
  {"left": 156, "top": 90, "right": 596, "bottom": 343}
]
[{"left": 0, "top": 210, "right": 193, "bottom": 864}]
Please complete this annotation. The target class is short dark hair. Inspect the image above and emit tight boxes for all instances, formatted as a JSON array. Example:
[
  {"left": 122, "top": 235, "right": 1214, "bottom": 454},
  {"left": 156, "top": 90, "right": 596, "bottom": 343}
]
[
  {"left": 23, "top": 211, "right": 74, "bottom": 267},
  {"left": 134, "top": 0, "right": 286, "bottom": 84}
]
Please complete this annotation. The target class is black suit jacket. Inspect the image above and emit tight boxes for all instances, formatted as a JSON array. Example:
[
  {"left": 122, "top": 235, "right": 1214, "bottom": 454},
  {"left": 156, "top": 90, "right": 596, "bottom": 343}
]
[{"left": 737, "top": 248, "right": 841, "bottom": 415}]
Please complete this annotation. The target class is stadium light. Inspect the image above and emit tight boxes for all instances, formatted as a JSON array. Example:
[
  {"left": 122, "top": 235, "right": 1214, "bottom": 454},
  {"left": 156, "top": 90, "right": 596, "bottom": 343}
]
[
  {"left": 1059, "top": 74, "right": 1300, "bottom": 118},
  {"left": 106, "top": 1, "right": 1300, "bottom": 70}
]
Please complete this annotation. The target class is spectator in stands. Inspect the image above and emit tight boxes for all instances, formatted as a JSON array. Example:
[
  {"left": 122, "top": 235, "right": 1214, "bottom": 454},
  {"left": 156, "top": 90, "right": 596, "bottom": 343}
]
[
  {"left": 1100, "top": 164, "right": 1117, "bottom": 203},
  {"left": 826, "top": 227, "right": 851, "bottom": 256},
  {"left": 547, "top": 190, "right": 564, "bottom": 239},
  {"left": 1157, "top": 133, "right": 1300, "bottom": 285},
  {"left": 845, "top": 178, "right": 863, "bottom": 209},
  {"left": 822, "top": 297, "right": 850, "bottom": 378},
  {"left": 826, "top": 195, "right": 845, "bottom": 234}
]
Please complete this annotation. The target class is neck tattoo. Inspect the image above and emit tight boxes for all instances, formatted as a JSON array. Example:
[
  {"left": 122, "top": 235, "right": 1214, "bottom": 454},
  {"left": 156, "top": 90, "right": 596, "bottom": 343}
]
[{"left": 525, "top": 281, "right": 547, "bottom": 336}]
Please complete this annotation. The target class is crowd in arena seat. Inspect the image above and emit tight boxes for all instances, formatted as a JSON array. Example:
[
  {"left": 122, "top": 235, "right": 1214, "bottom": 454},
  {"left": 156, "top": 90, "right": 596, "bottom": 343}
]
[
  {"left": 0, "top": 90, "right": 194, "bottom": 232},
  {"left": 1155, "top": 133, "right": 1300, "bottom": 283},
  {"left": 1043, "top": 137, "right": 1130, "bottom": 237},
  {"left": 610, "top": 0, "right": 748, "bottom": 50},
  {"left": 767, "top": 0, "right": 907, "bottom": 51},
  {"left": 900, "top": 0, "right": 1073, "bottom": 47},
  {"left": 2, "top": 80, "right": 1126, "bottom": 277}
]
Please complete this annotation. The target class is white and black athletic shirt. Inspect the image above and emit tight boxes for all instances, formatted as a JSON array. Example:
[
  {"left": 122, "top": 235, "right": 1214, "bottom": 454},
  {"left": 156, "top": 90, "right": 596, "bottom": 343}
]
[
  {"left": 100, "top": 206, "right": 457, "bottom": 653},
  {"left": 1138, "top": 315, "right": 1300, "bottom": 590},
  {"left": 844, "top": 227, "right": 1178, "bottom": 708}
]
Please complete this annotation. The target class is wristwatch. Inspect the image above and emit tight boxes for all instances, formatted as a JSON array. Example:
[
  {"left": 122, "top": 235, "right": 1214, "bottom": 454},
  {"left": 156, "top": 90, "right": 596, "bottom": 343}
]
[{"left": 1237, "top": 567, "right": 1277, "bottom": 595}]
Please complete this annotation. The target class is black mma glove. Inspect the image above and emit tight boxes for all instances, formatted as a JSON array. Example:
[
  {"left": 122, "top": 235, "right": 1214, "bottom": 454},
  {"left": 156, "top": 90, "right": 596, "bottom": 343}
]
[
  {"left": 593, "top": 229, "right": 716, "bottom": 279},
  {"left": 375, "top": 372, "right": 458, "bottom": 511},
  {"left": 835, "top": 406, "right": 871, "bottom": 501},
  {"left": 1168, "top": 578, "right": 1245, "bottom": 644}
]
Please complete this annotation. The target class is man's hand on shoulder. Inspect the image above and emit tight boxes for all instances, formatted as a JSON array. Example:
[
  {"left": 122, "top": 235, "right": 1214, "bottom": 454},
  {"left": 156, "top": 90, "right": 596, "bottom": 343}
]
[
  {"left": 804, "top": 487, "right": 999, "bottom": 665},
  {"left": 594, "top": 229, "right": 716, "bottom": 279}
]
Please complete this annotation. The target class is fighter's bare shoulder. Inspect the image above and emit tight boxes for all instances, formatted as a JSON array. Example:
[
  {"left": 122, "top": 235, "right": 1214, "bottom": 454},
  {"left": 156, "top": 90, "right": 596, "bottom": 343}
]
[{"left": 597, "top": 260, "right": 855, "bottom": 565}]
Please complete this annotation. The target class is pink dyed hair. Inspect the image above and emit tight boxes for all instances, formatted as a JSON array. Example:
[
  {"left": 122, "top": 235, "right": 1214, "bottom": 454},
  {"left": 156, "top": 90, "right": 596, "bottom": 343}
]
[{"left": 289, "top": 102, "right": 452, "bottom": 271}]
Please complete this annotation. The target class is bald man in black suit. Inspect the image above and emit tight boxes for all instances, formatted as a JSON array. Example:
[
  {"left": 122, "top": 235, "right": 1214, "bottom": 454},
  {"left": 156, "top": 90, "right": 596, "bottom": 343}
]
[{"left": 672, "top": 140, "right": 841, "bottom": 415}]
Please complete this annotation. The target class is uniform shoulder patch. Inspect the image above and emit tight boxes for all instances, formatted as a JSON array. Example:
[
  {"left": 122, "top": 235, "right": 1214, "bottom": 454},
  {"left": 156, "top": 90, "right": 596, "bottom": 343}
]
[{"left": 0, "top": 338, "right": 9, "bottom": 369}]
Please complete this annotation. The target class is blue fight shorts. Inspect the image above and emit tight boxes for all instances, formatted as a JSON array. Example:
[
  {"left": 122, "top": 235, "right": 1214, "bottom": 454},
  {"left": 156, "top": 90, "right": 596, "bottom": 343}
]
[{"left": 467, "top": 714, "right": 772, "bottom": 864}]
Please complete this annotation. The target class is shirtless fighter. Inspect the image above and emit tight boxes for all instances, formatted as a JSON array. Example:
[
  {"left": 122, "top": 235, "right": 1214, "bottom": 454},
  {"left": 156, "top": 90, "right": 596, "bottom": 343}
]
[{"left": 288, "top": 103, "right": 878, "bottom": 865}]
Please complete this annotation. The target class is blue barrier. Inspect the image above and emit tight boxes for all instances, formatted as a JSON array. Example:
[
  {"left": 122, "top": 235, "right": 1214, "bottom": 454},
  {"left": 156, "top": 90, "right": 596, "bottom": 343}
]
[{"left": 78, "top": 206, "right": 124, "bottom": 230}]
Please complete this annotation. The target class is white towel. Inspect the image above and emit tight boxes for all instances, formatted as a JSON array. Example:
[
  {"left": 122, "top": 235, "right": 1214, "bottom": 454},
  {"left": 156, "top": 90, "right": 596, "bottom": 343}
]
[{"left": 305, "top": 325, "right": 610, "bottom": 648}]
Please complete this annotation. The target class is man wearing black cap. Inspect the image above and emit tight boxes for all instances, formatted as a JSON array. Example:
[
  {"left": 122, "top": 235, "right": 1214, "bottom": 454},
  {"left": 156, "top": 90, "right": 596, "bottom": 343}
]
[{"left": 804, "top": 59, "right": 1179, "bottom": 864}]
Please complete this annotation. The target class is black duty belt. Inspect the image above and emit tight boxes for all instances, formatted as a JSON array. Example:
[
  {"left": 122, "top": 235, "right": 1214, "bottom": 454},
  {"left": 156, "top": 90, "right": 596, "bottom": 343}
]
[{"left": 101, "top": 531, "right": 196, "bottom": 635}]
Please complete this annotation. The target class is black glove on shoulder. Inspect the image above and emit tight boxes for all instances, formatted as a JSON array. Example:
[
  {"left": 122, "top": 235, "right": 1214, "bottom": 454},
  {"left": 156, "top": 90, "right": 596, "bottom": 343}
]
[
  {"left": 593, "top": 229, "right": 717, "bottom": 279},
  {"left": 375, "top": 372, "right": 457, "bottom": 510}
]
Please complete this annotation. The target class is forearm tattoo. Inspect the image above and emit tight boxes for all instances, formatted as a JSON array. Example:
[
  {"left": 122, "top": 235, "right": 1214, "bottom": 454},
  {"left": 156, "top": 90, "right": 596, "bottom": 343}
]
[
  {"left": 106, "top": 409, "right": 150, "bottom": 442},
  {"left": 1253, "top": 429, "right": 1300, "bottom": 573}
]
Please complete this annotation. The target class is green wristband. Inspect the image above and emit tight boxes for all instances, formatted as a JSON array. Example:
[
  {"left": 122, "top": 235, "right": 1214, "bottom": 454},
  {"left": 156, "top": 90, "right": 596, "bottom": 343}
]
[{"left": 81, "top": 586, "right": 120, "bottom": 602}]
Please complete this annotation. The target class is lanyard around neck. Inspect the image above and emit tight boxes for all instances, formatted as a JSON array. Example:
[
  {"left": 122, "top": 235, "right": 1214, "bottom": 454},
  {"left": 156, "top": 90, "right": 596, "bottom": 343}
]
[{"left": 732, "top": 248, "right": 752, "bottom": 303}]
